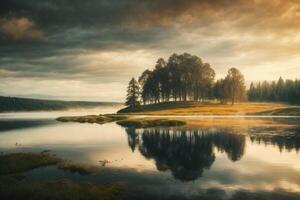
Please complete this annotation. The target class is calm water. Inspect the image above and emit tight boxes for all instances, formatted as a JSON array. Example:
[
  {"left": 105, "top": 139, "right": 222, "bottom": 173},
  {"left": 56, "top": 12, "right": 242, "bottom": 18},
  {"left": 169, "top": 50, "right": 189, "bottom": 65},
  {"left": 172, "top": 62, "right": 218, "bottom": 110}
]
[{"left": 0, "top": 107, "right": 300, "bottom": 200}]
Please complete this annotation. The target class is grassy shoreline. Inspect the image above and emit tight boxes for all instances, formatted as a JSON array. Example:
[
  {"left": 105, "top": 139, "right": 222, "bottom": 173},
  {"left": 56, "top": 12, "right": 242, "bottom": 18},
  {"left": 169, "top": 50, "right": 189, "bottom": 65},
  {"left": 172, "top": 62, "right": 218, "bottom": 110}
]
[
  {"left": 0, "top": 152, "right": 125, "bottom": 200},
  {"left": 57, "top": 114, "right": 187, "bottom": 128},
  {"left": 0, "top": 152, "right": 96, "bottom": 176},
  {"left": 56, "top": 102, "right": 300, "bottom": 128},
  {"left": 117, "top": 102, "right": 300, "bottom": 116}
]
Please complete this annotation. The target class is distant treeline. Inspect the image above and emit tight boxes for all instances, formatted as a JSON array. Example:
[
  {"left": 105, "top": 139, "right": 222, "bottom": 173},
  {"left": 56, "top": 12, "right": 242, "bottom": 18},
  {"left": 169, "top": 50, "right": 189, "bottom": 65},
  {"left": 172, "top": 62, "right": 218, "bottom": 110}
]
[
  {"left": 126, "top": 53, "right": 246, "bottom": 107},
  {"left": 0, "top": 96, "right": 121, "bottom": 112},
  {"left": 248, "top": 78, "right": 300, "bottom": 104}
]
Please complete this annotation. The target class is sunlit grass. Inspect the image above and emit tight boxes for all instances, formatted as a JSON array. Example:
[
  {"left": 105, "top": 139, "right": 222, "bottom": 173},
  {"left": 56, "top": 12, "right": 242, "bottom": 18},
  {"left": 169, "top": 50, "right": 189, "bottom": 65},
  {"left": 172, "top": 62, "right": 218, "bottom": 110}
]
[{"left": 118, "top": 102, "right": 299, "bottom": 115}]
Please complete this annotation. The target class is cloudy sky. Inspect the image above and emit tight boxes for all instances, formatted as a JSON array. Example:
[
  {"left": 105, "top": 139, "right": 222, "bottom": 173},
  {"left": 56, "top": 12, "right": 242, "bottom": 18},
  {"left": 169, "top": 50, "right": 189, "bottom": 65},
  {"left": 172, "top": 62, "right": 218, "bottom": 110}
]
[{"left": 0, "top": 0, "right": 300, "bottom": 102}]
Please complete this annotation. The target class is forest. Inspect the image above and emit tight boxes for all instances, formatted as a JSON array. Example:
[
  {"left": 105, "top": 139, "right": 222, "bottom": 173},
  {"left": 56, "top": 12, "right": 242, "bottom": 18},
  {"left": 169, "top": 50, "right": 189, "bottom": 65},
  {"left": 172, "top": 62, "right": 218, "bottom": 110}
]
[
  {"left": 248, "top": 78, "right": 300, "bottom": 104},
  {"left": 126, "top": 53, "right": 246, "bottom": 106},
  {"left": 126, "top": 53, "right": 246, "bottom": 107},
  {"left": 126, "top": 53, "right": 300, "bottom": 108}
]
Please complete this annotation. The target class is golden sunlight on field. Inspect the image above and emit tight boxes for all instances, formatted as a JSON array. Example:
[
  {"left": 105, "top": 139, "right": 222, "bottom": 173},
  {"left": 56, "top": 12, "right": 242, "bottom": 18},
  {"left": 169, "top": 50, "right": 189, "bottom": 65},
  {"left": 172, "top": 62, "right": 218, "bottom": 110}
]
[{"left": 133, "top": 102, "right": 289, "bottom": 115}]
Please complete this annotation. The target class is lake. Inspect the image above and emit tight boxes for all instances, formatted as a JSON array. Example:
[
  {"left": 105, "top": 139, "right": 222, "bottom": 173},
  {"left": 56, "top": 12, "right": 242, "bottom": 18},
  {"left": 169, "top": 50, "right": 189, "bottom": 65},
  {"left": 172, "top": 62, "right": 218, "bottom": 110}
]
[{"left": 0, "top": 107, "right": 300, "bottom": 200}]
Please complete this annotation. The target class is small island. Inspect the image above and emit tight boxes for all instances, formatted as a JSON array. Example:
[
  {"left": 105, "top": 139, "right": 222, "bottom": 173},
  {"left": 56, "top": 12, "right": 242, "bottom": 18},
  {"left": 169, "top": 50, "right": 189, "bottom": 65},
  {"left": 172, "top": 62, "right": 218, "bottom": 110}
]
[{"left": 57, "top": 53, "right": 300, "bottom": 127}]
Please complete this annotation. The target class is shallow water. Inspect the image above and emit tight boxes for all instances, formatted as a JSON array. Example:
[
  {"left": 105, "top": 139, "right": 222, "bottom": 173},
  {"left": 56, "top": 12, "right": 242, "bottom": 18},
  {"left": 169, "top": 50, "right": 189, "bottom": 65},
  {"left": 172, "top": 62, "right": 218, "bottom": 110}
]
[{"left": 0, "top": 108, "right": 300, "bottom": 200}]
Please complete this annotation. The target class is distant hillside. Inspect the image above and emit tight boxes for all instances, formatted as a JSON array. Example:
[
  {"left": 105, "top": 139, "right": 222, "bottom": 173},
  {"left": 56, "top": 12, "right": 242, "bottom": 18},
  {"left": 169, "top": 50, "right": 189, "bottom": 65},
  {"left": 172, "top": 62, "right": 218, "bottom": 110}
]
[{"left": 0, "top": 96, "right": 123, "bottom": 112}]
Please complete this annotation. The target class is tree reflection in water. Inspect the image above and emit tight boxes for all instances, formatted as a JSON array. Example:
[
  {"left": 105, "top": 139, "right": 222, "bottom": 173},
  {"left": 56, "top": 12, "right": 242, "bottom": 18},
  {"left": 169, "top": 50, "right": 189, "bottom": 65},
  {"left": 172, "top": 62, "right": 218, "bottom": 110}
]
[
  {"left": 125, "top": 125, "right": 300, "bottom": 181},
  {"left": 249, "top": 126, "right": 300, "bottom": 153},
  {"left": 126, "top": 127, "right": 140, "bottom": 152},
  {"left": 125, "top": 127, "right": 246, "bottom": 181}
]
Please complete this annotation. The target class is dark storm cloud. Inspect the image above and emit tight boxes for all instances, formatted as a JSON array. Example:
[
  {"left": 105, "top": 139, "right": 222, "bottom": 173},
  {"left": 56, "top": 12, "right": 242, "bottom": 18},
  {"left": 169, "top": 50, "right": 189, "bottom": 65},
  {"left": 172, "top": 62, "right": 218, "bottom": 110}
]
[
  {"left": 1, "top": 0, "right": 300, "bottom": 91},
  {"left": 0, "top": 0, "right": 231, "bottom": 27},
  {"left": 1, "top": 0, "right": 294, "bottom": 40},
  {"left": 0, "top": 1, "right": 171, "bottom": 58}
]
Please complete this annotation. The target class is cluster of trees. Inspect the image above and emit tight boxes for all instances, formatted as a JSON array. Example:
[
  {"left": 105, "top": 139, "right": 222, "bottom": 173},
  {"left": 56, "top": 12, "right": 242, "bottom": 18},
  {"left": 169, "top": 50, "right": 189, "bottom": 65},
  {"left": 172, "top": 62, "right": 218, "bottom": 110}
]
[
  {"left": 248, "top": 77, "right": 300, "bottom": 104},
  {"left": 126, "top": 53, "right": 246, "bottom": 107}
]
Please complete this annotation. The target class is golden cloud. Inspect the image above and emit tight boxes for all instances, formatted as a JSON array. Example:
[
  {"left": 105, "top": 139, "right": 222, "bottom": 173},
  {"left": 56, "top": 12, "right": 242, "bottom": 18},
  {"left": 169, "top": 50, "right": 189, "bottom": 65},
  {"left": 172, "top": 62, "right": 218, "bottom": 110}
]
[
  {"left": 1, "top": 17, "right": 44, "bottom": 41},
  {"left": 123, "top": 0, "right": 300, "bottom": 35}
]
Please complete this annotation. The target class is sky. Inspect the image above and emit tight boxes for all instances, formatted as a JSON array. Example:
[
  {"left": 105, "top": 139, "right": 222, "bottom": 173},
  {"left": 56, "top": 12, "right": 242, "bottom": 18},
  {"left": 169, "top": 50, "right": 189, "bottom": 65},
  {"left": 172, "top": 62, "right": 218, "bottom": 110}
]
[{"left": 0, "top": 0, "right": 300, "bottom": 102}]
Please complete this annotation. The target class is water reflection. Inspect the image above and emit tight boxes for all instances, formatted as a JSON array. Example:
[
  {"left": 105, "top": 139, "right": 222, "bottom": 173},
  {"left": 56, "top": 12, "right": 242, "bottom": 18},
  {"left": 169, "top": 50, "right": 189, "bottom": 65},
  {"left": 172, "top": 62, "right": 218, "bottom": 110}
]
[
  {"left": 0, "top": 119, "right": 56, "bottom": 132},
  {"left": 249, "top": 127, "right": 300, "bottom": 153},
  {"left": 126, "top": 128, "right": 139, "bottom": 152},
  {"left": 125, "top": 124, "right": 300, "bottom": 182},
  {"left": 126, "top": 128, "right": 246, "bottom": 181},
  {"left": 0, "top": 115, "right": 299, "bottom": 199}
]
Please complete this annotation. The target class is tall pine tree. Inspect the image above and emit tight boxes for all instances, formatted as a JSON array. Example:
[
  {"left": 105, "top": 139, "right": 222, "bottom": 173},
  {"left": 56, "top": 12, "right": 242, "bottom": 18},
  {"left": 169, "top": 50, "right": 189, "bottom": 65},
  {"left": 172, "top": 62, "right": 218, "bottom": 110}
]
[{"left": 126, "top": 78, "right": 140, "bottom": 107}]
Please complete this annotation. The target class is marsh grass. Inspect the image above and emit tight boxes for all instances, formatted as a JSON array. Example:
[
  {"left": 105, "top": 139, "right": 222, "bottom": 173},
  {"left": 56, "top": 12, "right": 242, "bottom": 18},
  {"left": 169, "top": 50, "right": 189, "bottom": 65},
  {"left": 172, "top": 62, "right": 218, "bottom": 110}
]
[
  {"left": 0, "top": 152, "right": 96, "bottom": 176},
  {"left": 57, "top": 114, "right": 127, "bottom": 124},
  {"left": 117, "top": 118, "right": 186, "bottom": 128},
  {"left": 0, "top": 177, "right": 125, "bottom": 200},
  {"left": 57, "top": 114, "right": 187, "bottom": 128},
  {"left": 0, "top": 152, "right": 126, "bottom": 200},
  {"left": 0, "top": 152, "right": 61, "bottom": 175}
]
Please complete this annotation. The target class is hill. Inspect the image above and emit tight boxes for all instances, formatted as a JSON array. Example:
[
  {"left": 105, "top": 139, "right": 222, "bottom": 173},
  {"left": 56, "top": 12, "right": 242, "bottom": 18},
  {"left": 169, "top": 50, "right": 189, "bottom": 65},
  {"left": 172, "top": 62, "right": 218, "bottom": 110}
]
[{"left": 0, "top": 96, "right": 122, "bottom": 112}]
